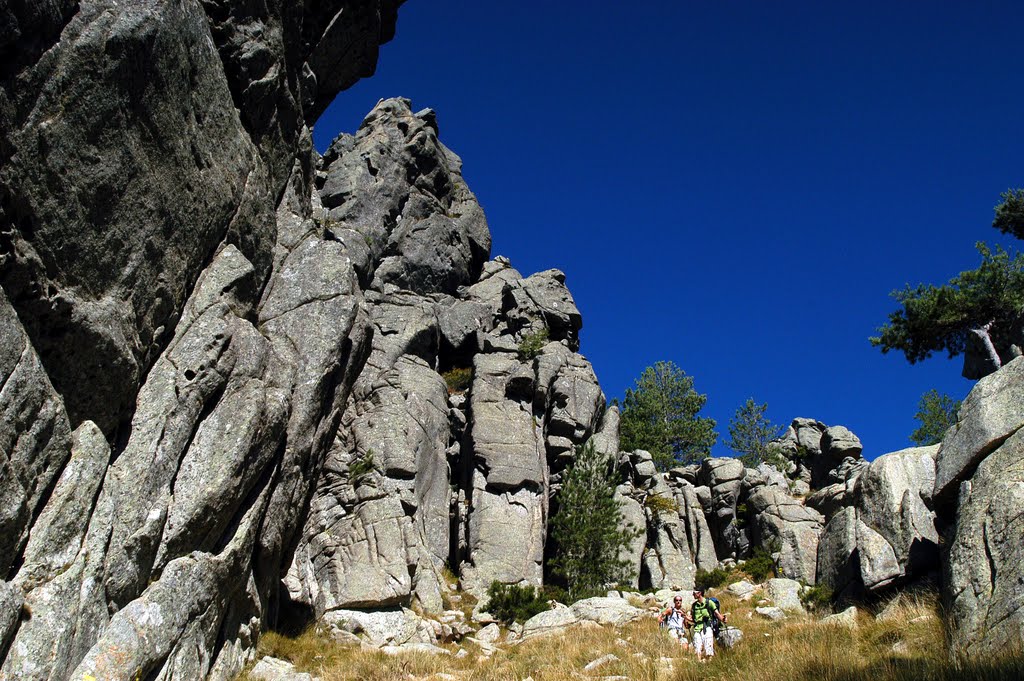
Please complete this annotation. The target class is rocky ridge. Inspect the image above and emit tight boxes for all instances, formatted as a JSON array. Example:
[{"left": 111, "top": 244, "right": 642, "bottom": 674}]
[{"left": 2, "top": 2, "right": 1024, "bottom": 678}]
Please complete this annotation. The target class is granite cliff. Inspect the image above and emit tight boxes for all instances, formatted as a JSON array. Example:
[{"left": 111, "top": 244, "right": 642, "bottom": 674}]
[{"left": 2, "top": 3, "right": 1023, "bottom": 679}]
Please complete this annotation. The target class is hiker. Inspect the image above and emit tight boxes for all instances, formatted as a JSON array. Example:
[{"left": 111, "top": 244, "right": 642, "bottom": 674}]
[
  {"left": 690, "top": 588, "right": 727, "bottom": 662},
  {"left": 659, "top": 595, "right": 693, "bottom": 651}
]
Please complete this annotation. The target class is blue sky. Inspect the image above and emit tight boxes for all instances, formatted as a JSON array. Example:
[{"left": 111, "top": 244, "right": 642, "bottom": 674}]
[{"left": 314, "top": 1, "right": 1024, "bottom": 459}]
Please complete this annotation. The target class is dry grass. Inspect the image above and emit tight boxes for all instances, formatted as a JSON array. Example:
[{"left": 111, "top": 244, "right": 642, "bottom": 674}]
[{"left": 238, "top": 590, "right": 1024, "bottom": 681}]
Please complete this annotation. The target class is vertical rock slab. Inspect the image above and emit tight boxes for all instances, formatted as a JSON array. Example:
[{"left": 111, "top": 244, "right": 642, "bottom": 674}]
[
  {"left": 0, "top": 0, "right": 267, "bottom": 432},
  {"left": 699, "top": 457, "right": 747, "bottom": 560},
  {"left": 641, "top": 478, "right": 697, "bottom": 590},
  {"left": 747, "top": 486, "right": 824, "bottom": 584},
  {"left": 816, "top": 506, "right": 859, "bottom": 596},
  {"left": 945, "top": 427, "right": 1024, "bottom": 657},
  {"left": 678, "top": 484, "right": 718, "bottom": 572},
  {"left": 934, "top": 356, "right": 1024, "bottom": 505},
  {"left": 463, "top": 469, "right": 547, "bottom": 597},
  {"left": 0, "top": 291, "right": 71, "bottom": 578},
  {"left": 855, "top": 445, "right": 939, "bottom": 585},
  {"left": 0, "top": 421, "right": 109, "bottom": 681}
]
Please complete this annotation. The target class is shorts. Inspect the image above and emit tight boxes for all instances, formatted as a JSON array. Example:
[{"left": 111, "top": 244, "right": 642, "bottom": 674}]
[
  {"left": 693, "top": 627, "right": 714, "bottom": 656},
  {"left": 668, "top": 628, "right": 688, "bottom": 645}
]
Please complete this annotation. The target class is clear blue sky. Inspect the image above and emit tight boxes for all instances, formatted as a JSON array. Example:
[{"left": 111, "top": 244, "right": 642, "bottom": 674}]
[{"left": 313, "top": 1, "right": 1024, "bottom": 459}]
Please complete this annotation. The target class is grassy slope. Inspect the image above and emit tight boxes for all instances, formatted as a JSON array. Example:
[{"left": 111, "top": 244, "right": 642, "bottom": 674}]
[{"left": 240, "top": 590, "right": 1024, "bottom": 681}]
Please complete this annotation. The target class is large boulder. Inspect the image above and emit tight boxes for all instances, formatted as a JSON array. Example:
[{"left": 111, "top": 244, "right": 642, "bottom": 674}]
[
  {"left": 854, "top": 445, "right": 940, "bottom": 587},
  {"left": 944, "top": 418, "right": 1024, "bottom": 657},
  {"left": 816, "top": 445, "right": 940, "bottom": 597},
  {"left": 747, "top": 486, "right": 824, "bottom": 584},
  {"left": 934, "top": 356, "right": 1024, "bottom": 505}
]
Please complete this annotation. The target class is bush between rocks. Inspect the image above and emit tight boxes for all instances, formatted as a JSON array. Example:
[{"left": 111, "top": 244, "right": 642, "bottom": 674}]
[
  {"left": 695, "top": 568, "right": 730, "bottom": 591},
  {"left": 484, "top": 582, "right": 551, "bottom": 624},
  {"left": 743, "top": 547, "right": 777, "bottom": 583}
]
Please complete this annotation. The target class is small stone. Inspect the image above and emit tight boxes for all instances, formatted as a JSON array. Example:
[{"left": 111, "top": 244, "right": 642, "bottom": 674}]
[
  {"left": 821, "top": 606, "right": 858, "bottom": 628},
  {"left": 584, "top": 653, "right": 619, "bottom": 671},
  {"left": 718, "top": 627, "right": 744, "bottom": 648},
  {"left": 250, "top": 656, "right": 315, "bottom": 681},
  {"left": 475, "top": 623, "right": 501, "bottom": 643},
  {"left": 755, "top": 606, "right": 787, "bottom": 621}
]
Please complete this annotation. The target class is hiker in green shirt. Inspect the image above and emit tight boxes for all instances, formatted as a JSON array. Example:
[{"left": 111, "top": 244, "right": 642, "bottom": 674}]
[{"left": 690, "top": 588, "right": 727, "bottom": 661}]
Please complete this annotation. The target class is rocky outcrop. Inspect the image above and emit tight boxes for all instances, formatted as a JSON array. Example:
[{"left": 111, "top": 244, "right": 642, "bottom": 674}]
[
  {"left": 933, "top": 356, "right": 1024, "bottom": 506},
  {"left": 773, "top": 419, "right": 864, "bottom": 490},
  {"left": 1, "top": 3, "right": 399, "bottom": 679},
  {"left": 12, "top": 0, "right": 1024, "bottom": 672},
  {"left": 941, "top": 357, "right": 1024, "bottom": 658},
  {"left": 816, "top": 445, "right": 939, "bottom": 598}
]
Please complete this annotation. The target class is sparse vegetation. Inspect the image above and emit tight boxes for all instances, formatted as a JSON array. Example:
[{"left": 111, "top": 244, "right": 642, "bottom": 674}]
[
  {"left": 695, "top": 567, "right": 730, "bottom": 591},
  {"left": 800, "top": 584, "right": 835, "bottom": 612},
  {"left": 348, "top": 450, "right": 375, "bottom": 485},
  {"left": 735, "top": 502, "right": 749, "bottom": 529},
  {"left": 237, "top": 587, "right": 1024, "bottom": 681},
  {"left": 484, "top": 581, "right": 550, "bottom": 624},
  {"left": 643, "top": 492, "right": 680, "bottom": 521},
  {"left": 743, "top": 546, "right": 777, "bottom": 583},
  {"left": 442, "top": 366, "right": 473, "bottom": 394},
  {"left": 518, "top": 328, "right": 550, "bottom": 360}
]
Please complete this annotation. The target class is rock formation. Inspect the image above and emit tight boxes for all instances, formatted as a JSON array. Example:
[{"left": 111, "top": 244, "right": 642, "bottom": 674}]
[
  {"left": 2, "top": 2, "right": 401, "bottom": 679},
  {"left": 4, "top": 2, "right": 1024, "bottom": 676},
  {"left": 939, "top": 356, "right": 1024, "bottom": 658}
]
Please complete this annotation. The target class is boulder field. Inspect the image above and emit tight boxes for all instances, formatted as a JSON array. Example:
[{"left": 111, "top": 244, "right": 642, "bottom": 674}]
[{"left": 1, "top": 2, "right": 1022, "bottom": 678}]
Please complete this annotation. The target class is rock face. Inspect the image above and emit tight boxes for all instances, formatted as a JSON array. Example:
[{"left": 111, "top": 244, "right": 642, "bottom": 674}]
[
  {"left": 1, "top": 3, "right": 400, "bottom": 679},
  {"left": 942, "top": 358, "right": 1024, "bottom": 658},
  {"left": 933, "top": 356, "right": 1024, "bottom": 506},
  {"left": 8, "top": 0, "right": 1024, "bottom": 673},
  {"left": 816, "top": 445, "right": 940, "bottom": 598}
]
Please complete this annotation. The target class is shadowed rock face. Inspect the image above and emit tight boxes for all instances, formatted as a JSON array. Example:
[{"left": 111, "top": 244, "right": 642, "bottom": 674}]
[
  {"left": 0, "top": 0, "right": 401, "bottom": 435},
  {"left": 1, "top": 2, "right": 399, "bottom": 678}
]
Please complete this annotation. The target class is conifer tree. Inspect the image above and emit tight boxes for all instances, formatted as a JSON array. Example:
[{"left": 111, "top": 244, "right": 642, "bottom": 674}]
[
  {"left": 618, "top": 361, "right": 717, "bottom": 469},
  {"left": 910, "top": 389, "right": 961, "bottom": 446},
  {"left": 549, "top": 442, "right": 637, "bottom": 601}
]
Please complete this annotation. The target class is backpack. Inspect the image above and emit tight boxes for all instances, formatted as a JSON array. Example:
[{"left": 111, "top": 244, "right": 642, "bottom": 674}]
[{"left": 691, "top": 597, "right": 722, "bottom": 636}]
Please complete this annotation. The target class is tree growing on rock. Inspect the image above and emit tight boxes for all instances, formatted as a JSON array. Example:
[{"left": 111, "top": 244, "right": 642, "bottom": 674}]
[
  {"left": 726, "top": 398, "right": 785, "bottom": 468},
  {"left": 618, "top": 361, "right": 718, "bottom": 469},
  {"left": 549, "top": 442, "right": 637, "bottom": 601},
  {"left": 909, "top": 389, "right": 961, "bottom": 446},
  {"left": 871, "top": 191, "right": 1024, "bottom": 379},
  {"left": 994, "top": 188, "right": 1024, "bottom": 240}
]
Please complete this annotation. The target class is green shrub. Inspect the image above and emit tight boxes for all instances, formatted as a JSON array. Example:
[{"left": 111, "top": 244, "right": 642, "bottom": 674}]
[
  {"left": 735, "top": 502, "right": 748, "bottom": 529},
  {"left": 484, "top": 582, "right": 550, "bottom": 624},
  {"left": 442, "top": 367, "right": 472, "bottom": 394},
  {"left": 349, "top": 450, "right": 375, "bottom": 485},
  {"left": 644, "top": 493, "right": 679, "bottom": 519},
  {"left": 744, "top": 546, "right": 777, "bottom": 583},
  {"left": 800, "top": 584, "right": 834, "bottom": 612},
  {"left": 518, "top": 328, "right": 549, "bottom": 360},
  {"left": 695, "top": 568, "right": 729, "bottom": 591}
]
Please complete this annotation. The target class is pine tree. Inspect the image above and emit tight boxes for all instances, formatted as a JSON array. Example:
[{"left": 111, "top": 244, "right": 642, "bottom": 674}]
[
  {"left": 549, "top": 442, "right": 637, "bottom": 601},
  {"left": 618, "top": 361, "right": 717, "bottom": 470},
  {"left": 910, "top": 389, "right": 961, "bottom": 446},
  {"left": 726, "top": 398, "right": 784, "bottom": 468}
]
